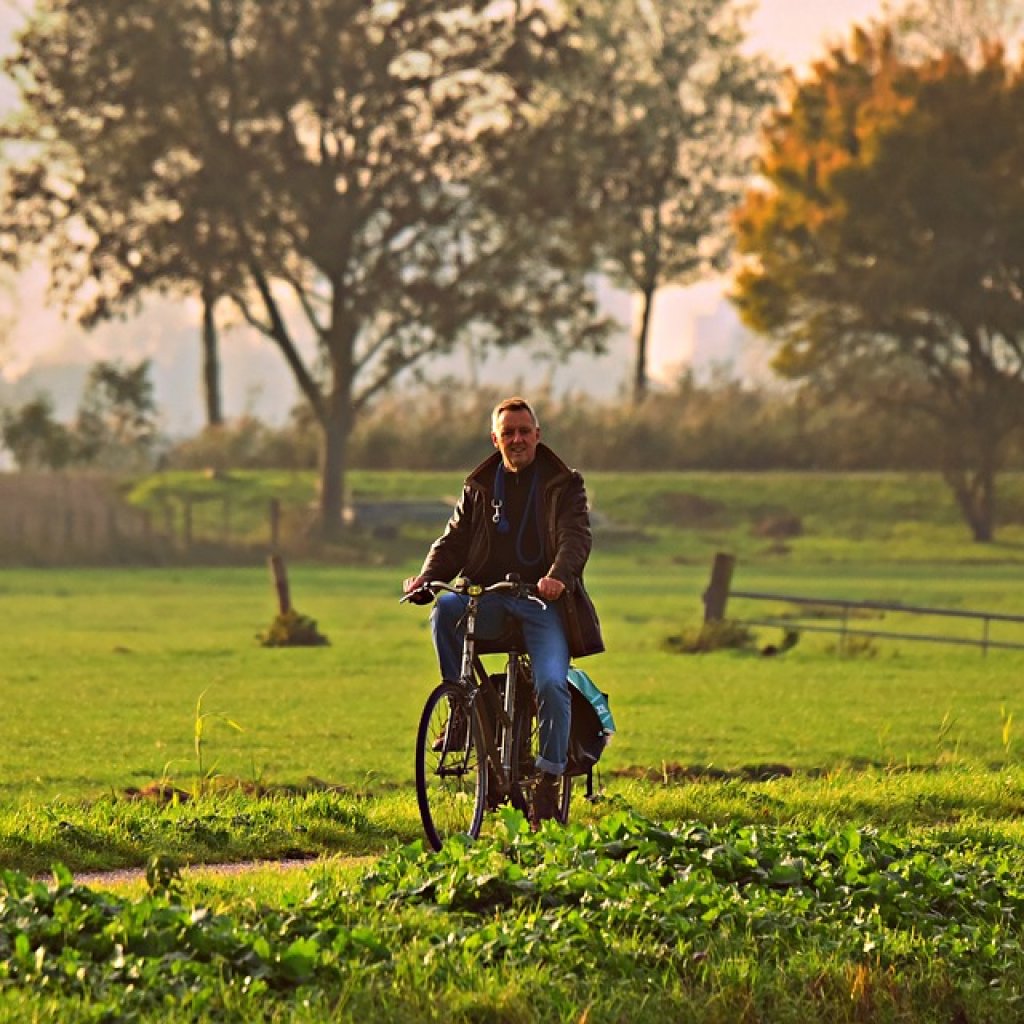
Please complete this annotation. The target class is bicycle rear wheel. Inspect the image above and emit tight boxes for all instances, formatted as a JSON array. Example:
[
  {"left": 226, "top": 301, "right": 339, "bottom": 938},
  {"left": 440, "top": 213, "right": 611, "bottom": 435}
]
[
  {"left": 415, "top": 682, "right": 486, "bottom": 851},
  {"left": 511, "top": 677, "right": 572, "bottom": 825}
]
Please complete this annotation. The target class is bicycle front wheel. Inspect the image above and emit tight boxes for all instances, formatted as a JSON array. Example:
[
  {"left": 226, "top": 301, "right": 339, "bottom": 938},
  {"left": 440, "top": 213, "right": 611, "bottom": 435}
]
[{"left": 415, "top": 682, "right": 486, "bottom": 851}]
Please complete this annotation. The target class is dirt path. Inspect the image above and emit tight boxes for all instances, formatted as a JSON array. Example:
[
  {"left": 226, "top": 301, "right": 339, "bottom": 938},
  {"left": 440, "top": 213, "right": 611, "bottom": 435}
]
[{"left": 55, "top": 857, "right": 332, "bottom": 890}]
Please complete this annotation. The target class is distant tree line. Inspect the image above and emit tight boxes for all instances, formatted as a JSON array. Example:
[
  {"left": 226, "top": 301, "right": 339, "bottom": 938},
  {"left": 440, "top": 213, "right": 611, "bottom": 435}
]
[
  {"left": 158, "top": 377, "right": 1024, "bottom": 475},
  {"left": 8, "top": 359, "right": 1024, "bottom": 478},
  {"left": 0, "top": 359, "right": 158, "bottom": 471}
]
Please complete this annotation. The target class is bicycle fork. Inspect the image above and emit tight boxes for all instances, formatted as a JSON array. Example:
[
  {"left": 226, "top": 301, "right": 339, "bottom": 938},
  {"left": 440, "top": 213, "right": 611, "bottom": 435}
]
[
  {"left": 460, "top": 601, "right": 518, "bottom": 799},
  {"left": 498, "top": 653, "right": 518, "bottom": 783}
]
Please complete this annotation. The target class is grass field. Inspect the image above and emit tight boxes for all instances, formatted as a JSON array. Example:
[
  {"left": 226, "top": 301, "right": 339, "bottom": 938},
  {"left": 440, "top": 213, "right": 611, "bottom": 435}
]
[
  {"left": 6, "top": 471, "right": 1024, "bottom": 1021},
  {"left": 6, "top": 556, "right": 1024, "bottom": 805}
]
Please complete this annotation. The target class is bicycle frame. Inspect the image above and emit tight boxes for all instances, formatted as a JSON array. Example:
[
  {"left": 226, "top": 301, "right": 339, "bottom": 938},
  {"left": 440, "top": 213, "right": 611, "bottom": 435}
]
[{"left": 455, "top": 582, "right": 531, "bottom": 804}]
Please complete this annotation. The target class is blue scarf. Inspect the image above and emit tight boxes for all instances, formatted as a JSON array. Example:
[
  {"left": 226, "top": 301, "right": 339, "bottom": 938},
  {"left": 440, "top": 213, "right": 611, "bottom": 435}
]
[{"left": 491, "top": 462, "right": 543, "bottom": 566}]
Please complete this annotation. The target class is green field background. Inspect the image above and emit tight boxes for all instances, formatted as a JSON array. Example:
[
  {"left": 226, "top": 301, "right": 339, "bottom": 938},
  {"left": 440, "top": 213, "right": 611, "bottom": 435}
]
[
  {"left": 5, "top": 528, "right": 1024, "bottom": 804},
  {"left": 6, "top": 473, "right": 1024, "bottom": 1022}
]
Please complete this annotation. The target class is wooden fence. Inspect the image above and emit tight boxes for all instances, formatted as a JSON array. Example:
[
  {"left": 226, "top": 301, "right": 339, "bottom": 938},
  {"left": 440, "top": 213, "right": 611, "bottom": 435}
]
[
  {"left": 0, "top": 473, "right": 453, "bottom": 564},
  {"left": 702, "top": 552, "right": 1024, "bottom": 655},
  {"left": 0, "top": 473, "right": 170, "bottom": 565}
]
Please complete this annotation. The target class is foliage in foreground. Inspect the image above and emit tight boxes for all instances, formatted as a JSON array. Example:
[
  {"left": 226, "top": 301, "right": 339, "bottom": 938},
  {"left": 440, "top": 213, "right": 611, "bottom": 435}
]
[{"left": 4, "top": 805, "right": 1024, "bottom": 1022}]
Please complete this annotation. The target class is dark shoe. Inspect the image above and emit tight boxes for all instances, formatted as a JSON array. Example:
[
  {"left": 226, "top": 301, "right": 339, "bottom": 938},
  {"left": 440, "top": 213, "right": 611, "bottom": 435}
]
[
  {"left": 531, "top": 772, "right": 561, "bottom": 828},
  {"left": 432, "top": 705, "right": 468, "bottom": 752},
  {"left": 486, "top": 768, "right": 505, "bottom": 810}
]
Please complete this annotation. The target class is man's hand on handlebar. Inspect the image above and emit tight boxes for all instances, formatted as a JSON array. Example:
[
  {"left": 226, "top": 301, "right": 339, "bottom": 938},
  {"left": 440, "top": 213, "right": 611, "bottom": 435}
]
[
  {"left": 401, "top": 574, "right": 434, "bottom": 605},
  {"left": 536, "top": 576, "right": 565, "bottom": 602}
]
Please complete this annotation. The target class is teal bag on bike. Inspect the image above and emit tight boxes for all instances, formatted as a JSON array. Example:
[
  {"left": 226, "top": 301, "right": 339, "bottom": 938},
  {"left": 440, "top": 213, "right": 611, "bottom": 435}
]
[{"left": 566, "top": 667, "right": 615, "bottom": 787}]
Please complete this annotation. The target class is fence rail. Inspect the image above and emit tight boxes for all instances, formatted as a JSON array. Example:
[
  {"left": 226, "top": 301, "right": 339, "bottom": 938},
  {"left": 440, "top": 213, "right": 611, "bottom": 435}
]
[
  {"left": 703, "top": 552, "right": 1024, "bottom": 655},
  {"left": 0, "top": 473, "right": 454, "bottom": 565}
]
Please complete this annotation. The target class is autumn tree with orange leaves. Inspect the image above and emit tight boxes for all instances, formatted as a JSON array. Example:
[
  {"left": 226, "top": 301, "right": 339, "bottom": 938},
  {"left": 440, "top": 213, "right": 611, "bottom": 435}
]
[{"left": 733, "top": 26, "right": 1024, "bottom": 542}]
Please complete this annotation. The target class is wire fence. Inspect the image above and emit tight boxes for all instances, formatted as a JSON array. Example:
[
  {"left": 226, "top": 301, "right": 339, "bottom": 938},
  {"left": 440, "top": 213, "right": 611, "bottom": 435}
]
[{"left": 703, "top": 552, "right": 1024, "bottom": 655}]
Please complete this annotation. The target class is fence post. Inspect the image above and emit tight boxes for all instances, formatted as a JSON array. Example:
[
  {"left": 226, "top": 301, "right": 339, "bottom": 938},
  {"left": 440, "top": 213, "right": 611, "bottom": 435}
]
[
  {"left": 222, "top": 495, "right": 232, "bottom": 544},
  {"left": 703, "top": 552, "right": 735, "bottom": 624},
  {"left": 269, "top": 498, "right": 281, "bottom": 551},
  {"left": 269, "top": 553, "right": 292, "bottom": 615},
  {"left": 163, "top": 502, "right": 175, "bottom": 548}
]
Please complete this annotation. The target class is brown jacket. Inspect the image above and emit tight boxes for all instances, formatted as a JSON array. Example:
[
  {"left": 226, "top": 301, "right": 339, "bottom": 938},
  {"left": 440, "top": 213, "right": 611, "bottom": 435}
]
[{"left": 419, "top": 443, "right": 604, "bottom": 658}]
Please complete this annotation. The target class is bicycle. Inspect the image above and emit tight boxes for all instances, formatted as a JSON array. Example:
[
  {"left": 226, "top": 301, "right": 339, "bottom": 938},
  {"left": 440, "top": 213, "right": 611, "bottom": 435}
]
[{"left": 402, "top": 576, "right": 573, "bottom": 851}]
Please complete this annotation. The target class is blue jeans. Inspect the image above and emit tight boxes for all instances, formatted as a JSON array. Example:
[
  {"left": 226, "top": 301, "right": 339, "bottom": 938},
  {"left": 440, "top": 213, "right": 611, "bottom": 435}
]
[{"left": 431, "top": 592, "right": 570, "bottom": 775}]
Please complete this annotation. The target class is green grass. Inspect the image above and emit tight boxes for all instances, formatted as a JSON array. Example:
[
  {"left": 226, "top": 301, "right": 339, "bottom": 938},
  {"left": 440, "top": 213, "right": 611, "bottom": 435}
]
[
  {"left": 4, "top": 557, "right": 1024, "bottom": 806},
  {"left": 7, "top": 470, "right": 1024, "bottom": 1020},
  {"left": 2, "top": 549, "right": 1024, "bottom": 879}
]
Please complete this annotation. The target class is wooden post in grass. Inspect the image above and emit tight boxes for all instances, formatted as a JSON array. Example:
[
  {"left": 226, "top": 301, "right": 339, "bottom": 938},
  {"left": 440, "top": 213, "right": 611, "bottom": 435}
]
[
  {"left": 269, "top": 553, "right": 292, "bottom": 615},
  {"left": 269, "top": 498, "right": 281, "bottom": 551},
  {"left": 703, "top": 552, "right": 735, "bottom": 624}
]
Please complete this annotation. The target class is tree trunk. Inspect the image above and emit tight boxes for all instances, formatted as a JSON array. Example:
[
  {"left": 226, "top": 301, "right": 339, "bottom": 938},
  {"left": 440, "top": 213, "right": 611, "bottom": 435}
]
[
  {"left": 944, "top": 464, "right": 995, "bottom": 542},
  {"left": 632, "top": 282, "right": 656, "bottom": 405},
  {"left": 201, "top": 285, "right": 223, "bottom": 427},
  {"left": 318, "top": 398, "right": 352, "bottom": 542}
]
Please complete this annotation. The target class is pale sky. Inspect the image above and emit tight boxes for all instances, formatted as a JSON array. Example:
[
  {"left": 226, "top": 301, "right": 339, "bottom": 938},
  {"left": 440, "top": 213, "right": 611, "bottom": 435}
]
[
  {"left": 747, "top": 0, "right": 887, "bottom": 67},
  {"left": 0, "top": 0, "right": 889, "bottom": 417}
]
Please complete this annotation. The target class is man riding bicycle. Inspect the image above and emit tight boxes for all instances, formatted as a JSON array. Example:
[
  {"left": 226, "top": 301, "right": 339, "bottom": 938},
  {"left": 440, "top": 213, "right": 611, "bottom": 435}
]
[{"left": 403, "top": 396, "right": 604, "bottom": 825}]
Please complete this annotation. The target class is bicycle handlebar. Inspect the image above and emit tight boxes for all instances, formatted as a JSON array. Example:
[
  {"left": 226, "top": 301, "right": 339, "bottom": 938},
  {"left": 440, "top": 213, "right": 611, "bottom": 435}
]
[{"left": 400, "top": 576, "right": 547, "bottom": 609}]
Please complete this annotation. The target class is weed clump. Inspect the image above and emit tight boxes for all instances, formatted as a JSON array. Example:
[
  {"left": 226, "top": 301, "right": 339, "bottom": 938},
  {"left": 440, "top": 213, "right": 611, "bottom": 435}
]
[
  {"left": 663, "top": 622, "right": 800, "bottom": 656},
  {"left": 663, "top": 619, "right": 758, "bottom": 654},
  {"left": 258, "top": 608, "right": 330, "bottom": 647}
]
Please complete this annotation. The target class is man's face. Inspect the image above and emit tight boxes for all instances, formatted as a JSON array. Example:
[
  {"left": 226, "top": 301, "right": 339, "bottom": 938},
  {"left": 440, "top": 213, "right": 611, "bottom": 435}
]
[{"left": 492, "top": 408, "right": 540, "bottom": 472}]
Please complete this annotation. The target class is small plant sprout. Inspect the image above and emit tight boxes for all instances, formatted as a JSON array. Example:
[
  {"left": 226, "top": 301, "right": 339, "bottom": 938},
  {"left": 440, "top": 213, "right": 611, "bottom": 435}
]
[
  {"left": 194, "top": 689, "right": 244, "bottom": 793},
  {"left": 1001, "top": 705, "right": 1014, "bottom": 763},
  {"left": 935, "top": 710, "right": 960, "bottom": 764},
  {"left": 876, "top": 723, "right": 894, "bottom": 768}
]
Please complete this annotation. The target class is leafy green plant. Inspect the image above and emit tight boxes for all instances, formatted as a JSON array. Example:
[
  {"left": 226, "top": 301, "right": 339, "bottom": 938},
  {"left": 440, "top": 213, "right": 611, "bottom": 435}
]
[
  {"left": 6, "top": 805, "right": 1024, "bottom": 1022},
  {"left": 144, "top": 853, "right": 184, "bottom": 897}
]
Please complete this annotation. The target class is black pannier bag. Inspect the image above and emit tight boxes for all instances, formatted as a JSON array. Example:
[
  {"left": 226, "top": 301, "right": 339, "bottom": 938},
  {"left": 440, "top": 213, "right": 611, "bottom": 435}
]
[{"left": 565, "top": 667, "right": 615, "bottom": 794}]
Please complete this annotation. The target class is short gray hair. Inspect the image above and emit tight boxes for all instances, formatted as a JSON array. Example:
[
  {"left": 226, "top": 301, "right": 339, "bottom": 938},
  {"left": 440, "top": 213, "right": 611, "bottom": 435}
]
[{"left": 491, "top": 396, "right": 538, "bottom": 431}]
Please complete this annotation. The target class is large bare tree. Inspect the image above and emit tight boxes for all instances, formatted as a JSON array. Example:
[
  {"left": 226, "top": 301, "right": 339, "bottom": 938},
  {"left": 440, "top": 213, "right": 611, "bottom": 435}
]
[{"left": 0, "top": 0, "right": 608, "bottom": 536}]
